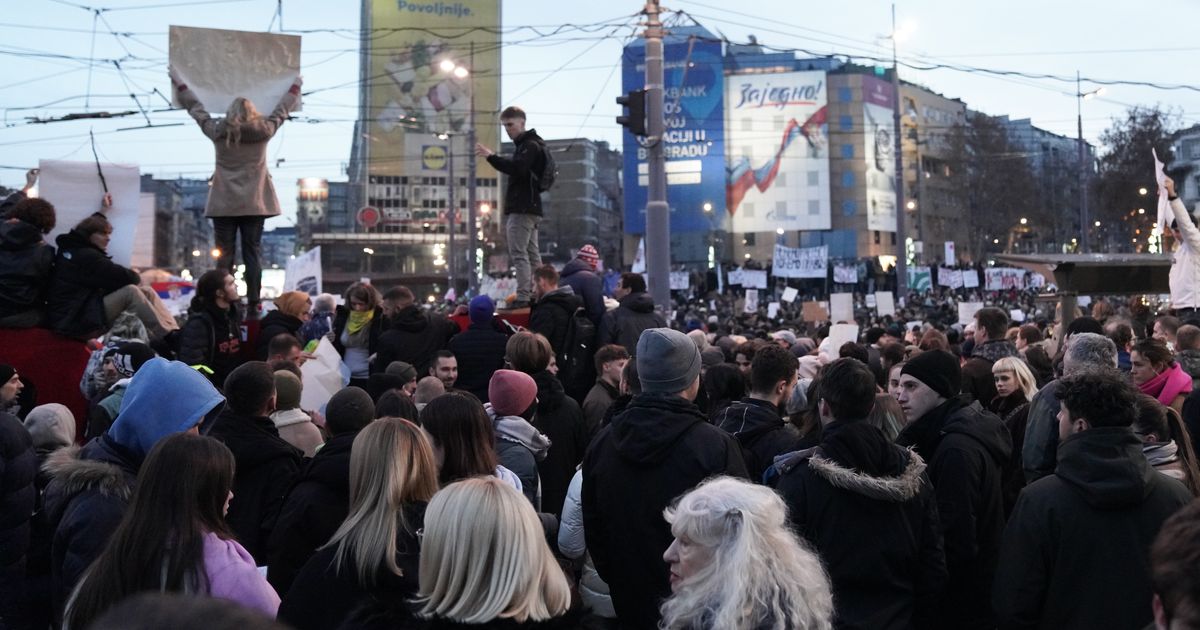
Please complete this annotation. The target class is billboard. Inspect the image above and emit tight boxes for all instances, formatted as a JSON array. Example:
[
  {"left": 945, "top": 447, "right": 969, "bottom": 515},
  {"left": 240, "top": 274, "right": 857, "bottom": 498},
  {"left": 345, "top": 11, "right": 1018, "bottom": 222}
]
[
  {"left": 725, "top": 70, "right": 830, "bottom": 233},
  {"left": 366, "top": 0, "right": 499, "bottom": 225},
  {"left": 622, "top": 26, "right": 725, "bottom": 235},
  {"left": 863, "top": 75, "right": 896, "bottom": 232}
]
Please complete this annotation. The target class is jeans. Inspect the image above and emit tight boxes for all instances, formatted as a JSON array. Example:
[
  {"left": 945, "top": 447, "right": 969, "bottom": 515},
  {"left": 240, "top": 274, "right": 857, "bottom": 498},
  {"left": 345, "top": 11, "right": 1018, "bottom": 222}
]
[
  {"left": 506, "top": 213, "right": 541, "bottom": 302},
  {"left": 213, "top": 216, "right": 266, "bottom": 307}
]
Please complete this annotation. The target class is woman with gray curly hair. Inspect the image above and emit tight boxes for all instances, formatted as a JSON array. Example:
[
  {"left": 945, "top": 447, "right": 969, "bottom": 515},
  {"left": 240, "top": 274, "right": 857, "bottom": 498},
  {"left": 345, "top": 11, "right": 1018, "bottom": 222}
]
[{"left": 659, "top": 476, "right": 833, "bottom": 630}]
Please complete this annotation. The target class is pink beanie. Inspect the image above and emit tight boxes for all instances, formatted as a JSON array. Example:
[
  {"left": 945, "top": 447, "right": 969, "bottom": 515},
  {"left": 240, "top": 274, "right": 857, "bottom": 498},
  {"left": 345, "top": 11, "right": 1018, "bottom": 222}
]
[{"left": 489, "top": 370, "right": 538, "bottom": 416}]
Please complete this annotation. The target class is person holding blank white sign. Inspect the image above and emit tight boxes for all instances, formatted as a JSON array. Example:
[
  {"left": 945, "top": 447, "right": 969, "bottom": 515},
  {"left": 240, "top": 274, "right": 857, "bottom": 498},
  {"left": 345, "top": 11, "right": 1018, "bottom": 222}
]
[{"left": 169, "top": 67, "right": 301, "bottom": 319}]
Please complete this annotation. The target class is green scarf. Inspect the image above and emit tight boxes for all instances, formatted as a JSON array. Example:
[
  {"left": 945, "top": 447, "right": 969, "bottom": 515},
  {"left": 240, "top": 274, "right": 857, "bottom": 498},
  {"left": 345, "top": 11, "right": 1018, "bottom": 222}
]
[{"left": 347, "top": 309, "right": 374, "bottom": 335}]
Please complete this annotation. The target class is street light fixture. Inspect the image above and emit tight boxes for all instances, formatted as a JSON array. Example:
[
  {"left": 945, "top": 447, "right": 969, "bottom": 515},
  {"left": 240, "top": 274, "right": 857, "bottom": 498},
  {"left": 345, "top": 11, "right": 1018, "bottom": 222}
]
[
  {"left": 211, "top": 248, "right": 221, "bottom": 258},
  {"left": 1020, "top": 217, "right": 1028, "bottom": 225},
  {"left": 1075, "top": 76, "right": 1107, "bottom": 252},
  {"left": 363, "top": 247, "right": 375, "bottom": 255},
  {"left": 703, "top": 202, "right": 713, "bottom": 213},
  {"left": 1139, "top": 187, "right": 1149, "bottom": 196}
]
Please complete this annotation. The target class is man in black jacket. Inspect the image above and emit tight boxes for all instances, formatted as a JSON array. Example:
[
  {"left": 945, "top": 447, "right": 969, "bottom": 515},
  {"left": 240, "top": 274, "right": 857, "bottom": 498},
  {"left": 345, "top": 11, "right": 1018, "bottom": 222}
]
[
  {"left": 993, "top": 368, "right": 1191, "bottom": 630},
  {"left": 267, "top": 386, "right": 375, "bottom": 594},
  {"left": 447, "top": 295, "right": 509, "bottom": 403},
  {"left": 476, "top": 106, "right": 546, "bottom": 308},
  {"left": 0, "top": 364, "right": 35, "bottom": 629},
  {"left": 529, "top": 264, "right": 581, "bottom": 358},
  {"left": 597, "top": 273, "right": 666, "bottom": 356},
  {"left": 895, "top": 350, "right": 1012, "bottom": 629},
  {"left": 776, "top": 358, "right": 946, "bottom": 630},
  {"left": 960, "top": 307, "right": 1019, "bottom": 405},
  {"left": 207, "top": 361, "right": 302, "bottom": 564},
  {"left": 178, "top": 269, "right": 244, "bottom": 390},
  {"left": 0, "top": 195, "right": 56, "bottom": 328},
  {"left": 712, "top": 343, "right": 801, "bottom": 483},
  {"left": 373, "top": 286, "right": 457, "bottom": 375},
  {"left": 583, "top": 328, "right": 748, "bottom": 630}
]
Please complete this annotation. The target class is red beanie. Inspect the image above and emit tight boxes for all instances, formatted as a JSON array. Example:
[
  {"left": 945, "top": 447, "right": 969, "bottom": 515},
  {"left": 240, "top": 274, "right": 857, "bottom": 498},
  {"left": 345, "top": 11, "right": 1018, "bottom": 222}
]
[
  {"left": 576, "top": 244, "right": 600, "bottom": 270},
  {"left": 489, "top": 370, "right": 538, "bottom": 416}
]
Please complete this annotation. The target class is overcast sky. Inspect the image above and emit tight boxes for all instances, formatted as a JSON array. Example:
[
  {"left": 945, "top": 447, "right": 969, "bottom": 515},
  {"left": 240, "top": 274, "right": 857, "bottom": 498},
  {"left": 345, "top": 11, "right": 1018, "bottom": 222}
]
[{"left": 3, "top": 0, "right": 1198, "bottom": 230}]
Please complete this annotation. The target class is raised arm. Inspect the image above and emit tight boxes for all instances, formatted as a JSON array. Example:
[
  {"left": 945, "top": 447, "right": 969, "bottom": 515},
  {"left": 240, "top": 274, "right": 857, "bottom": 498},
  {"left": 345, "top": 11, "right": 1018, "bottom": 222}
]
[
  {"left": 169, "top": 66, "right": 220, "bottom": 141},
  {"left": 260, "top": 76, "right": 303, "bottom": 136},
  {"left": 1165, "top": 176, "right": 1200, "bottom": 252}
]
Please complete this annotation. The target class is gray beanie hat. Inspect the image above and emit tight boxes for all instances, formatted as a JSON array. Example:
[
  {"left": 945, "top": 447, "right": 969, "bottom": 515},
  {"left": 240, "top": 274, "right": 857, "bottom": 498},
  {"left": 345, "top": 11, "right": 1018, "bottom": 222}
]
[
  {"left": 23, "top": 403, "right": 76, "bottom": 451},
  {"left": 637, "top": 328, "right": 701, "bottom": 394}
]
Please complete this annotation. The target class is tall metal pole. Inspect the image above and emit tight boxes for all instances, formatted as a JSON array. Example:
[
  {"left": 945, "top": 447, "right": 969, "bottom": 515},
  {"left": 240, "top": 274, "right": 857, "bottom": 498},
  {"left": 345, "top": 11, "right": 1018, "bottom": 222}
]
[
  {"left": 359, "top": 0, "right": 371, "bottom": 231},
  {"left": 467, "top": 42, "right": 479, "bottom": 294},
  {"left": 891, "top": 3, "right": 908, "bottom": 292},
  {"left": 1076, "top": 71, "right": 1089, "bottom": 253},
  {"left": 447, "top": 134, "right": 457, "bottom": 293},
  {"left": 644, "top": 0, "right": 671, "bottom": 313}
]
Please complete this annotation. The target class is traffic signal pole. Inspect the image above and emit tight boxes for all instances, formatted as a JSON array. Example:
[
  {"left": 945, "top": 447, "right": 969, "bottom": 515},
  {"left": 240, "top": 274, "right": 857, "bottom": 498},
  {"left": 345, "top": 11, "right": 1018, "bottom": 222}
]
[{"left": 643, "top": 0, "right": 670, "bottom": 315}]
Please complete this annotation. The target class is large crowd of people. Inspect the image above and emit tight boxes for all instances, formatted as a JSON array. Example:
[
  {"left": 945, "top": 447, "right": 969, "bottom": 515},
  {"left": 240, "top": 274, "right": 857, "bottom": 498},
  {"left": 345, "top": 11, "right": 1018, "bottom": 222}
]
[{"left": 4, "top": 149, "right": 1200, "bottom": 630}]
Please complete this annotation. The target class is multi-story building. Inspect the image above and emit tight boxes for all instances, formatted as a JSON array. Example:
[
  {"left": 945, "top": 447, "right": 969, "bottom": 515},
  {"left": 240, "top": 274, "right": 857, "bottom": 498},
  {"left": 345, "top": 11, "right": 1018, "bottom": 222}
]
[
  {"left": 499, "top": 138, "right": 623, "bottom": 269},
  {"left": 1171, "top": 124, "right": 1200, "bottom": 210},
  {"left": 260, "top": 226, "right": 297, "bottom": 269},
  {"left": 138, "top": 175, "right": 215, "bottom": 271},
  {"left": 900, "top": 84, "right": 967, "bottom": 262}
]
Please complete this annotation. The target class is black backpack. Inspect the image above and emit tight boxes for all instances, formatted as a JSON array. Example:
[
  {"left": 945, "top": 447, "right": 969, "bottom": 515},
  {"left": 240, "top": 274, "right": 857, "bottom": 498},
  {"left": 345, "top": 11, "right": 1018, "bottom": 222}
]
[
  {"left": 534, "top": 142, "right": 557, "bottom": 192},
  {"left": 558, "top": 306, "right": 595, "bottom": 397}
]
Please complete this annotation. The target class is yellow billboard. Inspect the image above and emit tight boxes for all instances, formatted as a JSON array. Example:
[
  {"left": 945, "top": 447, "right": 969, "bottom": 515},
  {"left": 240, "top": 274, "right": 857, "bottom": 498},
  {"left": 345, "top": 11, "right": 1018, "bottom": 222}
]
[{"left": 367, "top": 0, "right": 500, "bottom": 186}]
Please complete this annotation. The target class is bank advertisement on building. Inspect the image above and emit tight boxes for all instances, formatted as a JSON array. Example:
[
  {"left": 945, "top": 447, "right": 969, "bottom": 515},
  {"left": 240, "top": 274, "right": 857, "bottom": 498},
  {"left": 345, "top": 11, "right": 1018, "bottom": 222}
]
[
  {"left": 725, "top": 71, "right": 830, "bottom": 233},
  {"left": 366, "top": 0, "right": 499, "bottom": 222},
  {"left": 863, "top": 75, "right": 896, "bottom": 232},
  {"left": 621, "top": 27, "right": 725, "bottom": 235}
]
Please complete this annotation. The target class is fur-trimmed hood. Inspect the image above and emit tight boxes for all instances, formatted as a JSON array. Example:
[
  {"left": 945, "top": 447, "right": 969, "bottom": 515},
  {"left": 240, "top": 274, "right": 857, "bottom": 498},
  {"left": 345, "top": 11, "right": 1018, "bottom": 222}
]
[
  {"left": 41, "top": 442, "right": 134, "bottom": 504},
  {"left": 806, "top": 448, "right": 927, "bottom": 502}
]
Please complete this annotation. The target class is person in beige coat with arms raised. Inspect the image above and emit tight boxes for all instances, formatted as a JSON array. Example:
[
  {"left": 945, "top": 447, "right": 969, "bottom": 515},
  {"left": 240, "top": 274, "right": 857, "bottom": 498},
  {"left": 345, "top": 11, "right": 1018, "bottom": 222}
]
[{"left": 169, "top": 67, "right": 302, "bottom": 318}]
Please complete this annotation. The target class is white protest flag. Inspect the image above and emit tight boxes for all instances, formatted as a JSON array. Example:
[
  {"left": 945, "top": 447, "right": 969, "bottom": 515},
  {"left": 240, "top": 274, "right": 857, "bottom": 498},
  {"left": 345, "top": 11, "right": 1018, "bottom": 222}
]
[
  {"left": 300, "top": 337, "right": 347, "bottom": 413},
  {"left": 1154, "top": 148, "right": 1170, "bottom": 237},
  {"left": 39, "top": 160, "right": 140, "bottom": 266},
  {"left": 631, "top": 238, "right": 646, "bottom": 273},
  {"left": 285, "top": 246, "right": 322, "bottom": 296},
  {"left": 169, "top": 26, "right": 302, "bottom": 114}
]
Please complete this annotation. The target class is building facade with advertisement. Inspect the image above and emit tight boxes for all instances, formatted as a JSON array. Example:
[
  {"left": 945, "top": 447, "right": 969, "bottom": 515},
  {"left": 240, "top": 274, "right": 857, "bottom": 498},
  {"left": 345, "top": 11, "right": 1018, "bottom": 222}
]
[
  {"left": 621, "top": 25, "right": 725, "bottom": 266},
  {"left": 303, "top": 0, "right": 501, "bottom": 294},
  {"left": 900, "top": 85, "right": 967, "bottom": 263}
]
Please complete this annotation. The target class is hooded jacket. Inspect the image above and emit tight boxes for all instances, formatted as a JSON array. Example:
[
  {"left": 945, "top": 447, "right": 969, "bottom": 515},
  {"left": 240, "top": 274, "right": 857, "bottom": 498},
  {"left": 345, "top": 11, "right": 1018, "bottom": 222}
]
[
  {"left": 529, "top": 286, "right": 581, "bottom": 359},
  {"left": 41, "top": 358, "right": 224, "bottom": 613},
  {"left": 559, "top": 258, "right": 604, "bottom": 326},
  {"left": 0, "top": 410, "right": 35, "bottom": 628},
  {"left": 177, "top": 300, "right": 243, "bottom": 389},
  {"left": 597, "top": 292, "right": 666, "bottom": 356},
  {"left": 46, "top": 228, "right": 141, "bottom": 340},
  {"left": 993, "top": 427, "right": 1191, "bottom": 630},
  {"left": 486, "top": 129, "right": 546, "bottom": 216},
  {"left": 529, "top": 371, "right": 588, "bottom": 519},
  {"left": 447, "top": 321, "right": 510, "bottom": 403},
  {"left": 896, "top": 397, "right": 1012, "bottom": 630},
  {"left": 267, "top": 431, "right": 355, "bottom": 595},
  {"left": 0, "top": 218, "right": 55, "bottom": 324},
  {"left": 374, "top": 305, "right": 457, "bottom": 376},
  {"left": 207, "top": 408, "right": 303, "bottom": 565},
  {"left": 582, "top": 392, "right": 748, "bottom": 630},
  {"left": 776, "top": 421, "right": 946, "bottom": 630},
  {"left": 256, "top": 309, "right": 303, "bottom": 360},
  {"left": 487, "top": 404, "right": 550, "bottom": 508},
  {"left": 713, "top": 396, "right": 802, "bottom": 483},
  {"left": 960, "top": 339, "right": 1020, "bottom": 405}
]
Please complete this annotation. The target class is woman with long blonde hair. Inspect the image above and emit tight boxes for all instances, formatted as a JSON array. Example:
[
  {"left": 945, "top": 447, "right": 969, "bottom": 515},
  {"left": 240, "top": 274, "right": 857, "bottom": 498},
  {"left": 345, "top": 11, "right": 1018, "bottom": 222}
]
[
  {"left": 277, "top": 417, "right": 439, "bottom": 630},
  {"left": 167, "top": 67, "right": 302, "bottom": 317}
]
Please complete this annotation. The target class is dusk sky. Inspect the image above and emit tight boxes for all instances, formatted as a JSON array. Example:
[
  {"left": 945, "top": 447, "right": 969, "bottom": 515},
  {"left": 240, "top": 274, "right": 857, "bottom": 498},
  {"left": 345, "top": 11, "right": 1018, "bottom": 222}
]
[{"left": 3, "top": 0, "right": 1198, "bottom": 230}]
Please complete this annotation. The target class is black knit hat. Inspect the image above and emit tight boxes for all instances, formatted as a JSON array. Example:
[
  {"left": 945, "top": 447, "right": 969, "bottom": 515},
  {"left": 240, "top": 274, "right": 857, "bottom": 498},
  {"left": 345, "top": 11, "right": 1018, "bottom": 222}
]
[{"left": 901, "top": 350, "right": 961, "bottom": 400}]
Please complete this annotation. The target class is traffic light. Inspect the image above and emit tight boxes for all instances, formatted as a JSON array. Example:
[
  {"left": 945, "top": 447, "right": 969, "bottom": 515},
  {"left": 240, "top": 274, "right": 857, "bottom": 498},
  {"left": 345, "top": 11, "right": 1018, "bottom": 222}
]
[{"left": 616, "top": 89, "right": 647, "bottom": 136}]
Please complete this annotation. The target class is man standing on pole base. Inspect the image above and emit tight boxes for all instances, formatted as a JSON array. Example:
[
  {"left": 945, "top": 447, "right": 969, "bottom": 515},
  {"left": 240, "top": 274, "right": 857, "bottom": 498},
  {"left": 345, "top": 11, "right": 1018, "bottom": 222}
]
[{"left": 476, "top": 106, "right": 547, "bottom": 309}]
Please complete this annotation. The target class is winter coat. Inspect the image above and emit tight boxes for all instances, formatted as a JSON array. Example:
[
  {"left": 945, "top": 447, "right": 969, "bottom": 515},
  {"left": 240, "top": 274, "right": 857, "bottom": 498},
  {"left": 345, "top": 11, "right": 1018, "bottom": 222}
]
[
  {"left": 267, "top": 431, "right": 355, "bottom": 595},
  {"left": 989, "top": 393, "right": 1031, "bottom": 518},
  {"left": 486, "top": 129, "right": 546, "bottom": 216},
  {"left": 270, "top": 408, "right": 324, "bottom": 458},
  {"left": 46, "top": 229, "right": 140, "bottom": 340},
  {"left": 993, "top": 427, "right": 1192, "bottom": 630},
  {"left": 960, "top": 339, "right": 1020, "bottom": 405},
  {"left": 447, "top": 322, "right": 509, "bottom": 403},
  {"left": 206, "top": 409, "right": 302, "bottom": 564},
  {"left": 581, "top": 380, "right": 619, "bottom": 438},
  {"left": 582, "top": 392, "right": 749, "bottom": 630},
  {"left": 776, "top": 421, "right": 946, "bottom": 630},
  {"left": 1021, "top": 379, "right": 1061, "bottom": 483},
  {"left": 558, "top": 469, "right": 614, "bottom": 619},
  {"left": 529, "top": 286, "right": 580, "bottom": 358},
  {"left": 177, "top": 82, "right": 299, "bottom": 218},
  {"left": 374, "top": 305, "right": 456, "bottom": 376},
  {"left": 85, "top": 381, "right": 129, "bottom": 441},
  {"left": 0, "top": 411, "right": 35, "bottom": 629},
  {"left": 559, "top": 258, "right": 604, "bottom": 326},
  {"left": 596, "top": 292, "right": 666, "bottom": 356},
  {"left": 1168, "top": 196, "right": 1200, "bottom": 309},
  {"left": 895, "top": 396, "right": 1012, "bottom": 630},
  {"left": 256, "top": 310, "right": 303, "bottom": 360},
  {"left": 330, "top": 305, "right": 384, "bottom": 363},
  {"left": 530, "top": 371, "right": 588, "bottom": 518},
  {"left": 712, "top": 397, "right": 803, "bottom": 483},
  {"left": 0, "top": 219, "right": 55, "bottom": 325},
  {"left": 42, "top": 358, "right": 225, "bottom": 613},
  {"left": 202, "top": 532, "right": 280, "bottom": 618},
  {"left": 279, "top": 503, "right": 426, "bottom": 630},
  {"left": 177, "top": 302, "right": 243, "bottom": 389},
  {"left": 488, "top": 405, "right": 550, "bottom": 508}
]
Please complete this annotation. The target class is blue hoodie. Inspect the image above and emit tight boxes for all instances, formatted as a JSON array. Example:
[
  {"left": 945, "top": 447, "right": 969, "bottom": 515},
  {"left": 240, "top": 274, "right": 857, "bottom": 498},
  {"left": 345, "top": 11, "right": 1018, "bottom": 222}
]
[{"left": 109, "top": 358, "right": 226, "bottom": 460}]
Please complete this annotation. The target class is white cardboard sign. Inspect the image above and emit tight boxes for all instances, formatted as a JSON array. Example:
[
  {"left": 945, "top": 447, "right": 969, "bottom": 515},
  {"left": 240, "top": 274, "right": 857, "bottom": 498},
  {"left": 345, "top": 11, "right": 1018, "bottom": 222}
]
[
  {"left": 39, "top": 159, "right": 140, "bottom": 266},
  {"left": 169, "top": 25, "right": 302, "bottom": 114}
]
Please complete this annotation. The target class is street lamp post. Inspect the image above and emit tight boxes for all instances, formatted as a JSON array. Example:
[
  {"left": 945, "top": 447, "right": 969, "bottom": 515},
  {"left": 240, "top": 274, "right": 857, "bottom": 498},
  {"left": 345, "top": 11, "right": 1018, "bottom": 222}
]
[
  {"left": 439, "top": 56, "right": 475, "bottom": 295},
  {"left": 890, "top": 4, "right": 913, "bottom": 294},
  {"left": 1076, "top": 72, "right": 1105, "bottom": 253}
]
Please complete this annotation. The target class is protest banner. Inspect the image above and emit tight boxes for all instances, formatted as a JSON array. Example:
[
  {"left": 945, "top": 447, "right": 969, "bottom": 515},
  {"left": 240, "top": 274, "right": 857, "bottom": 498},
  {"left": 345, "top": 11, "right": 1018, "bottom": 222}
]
[
  {"left": 669, "top": 271, "right": 691, "bottom": 290},
  {"left": 169, "top": 26, "right": 302, "bottom": 114},
  {"left": 833, "top": 264, "right": 857, "bottom": 284},
  {"left": 284, "top": 246, "right": 322, "bottom": 296},
  {"left": 907, "top": 266, "right": 932, "bottom": 291},
  {"left": 744, "top": 290, "right": 759, "bottom": 313},
  {"left": 773, "top": 244, "right": 828, "bottom": 279},
  {"left": 39, "top": 159, "right": 140, "bottom": 266},
  {"left": 875, "top": 291, "right": 896, "bottom": 316},
  {"left": 947, "top": 269, "right": 964, "bottom": 290},
  {"left": 962, "top": 269, "right": 980, "bottom": 289},
  {"left": 741, "top": 270, "right": 768, "bottom": 289}
]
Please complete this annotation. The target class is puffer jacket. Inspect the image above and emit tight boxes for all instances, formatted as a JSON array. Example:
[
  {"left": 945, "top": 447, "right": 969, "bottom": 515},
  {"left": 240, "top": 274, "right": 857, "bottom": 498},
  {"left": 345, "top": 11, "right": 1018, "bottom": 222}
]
[
  {"left": 596, "top": 292, "right": 666, "bottom": 356},
  {"left": 558, "top": 469, "right": 613, "bottom": 619},
  {"left": 487, "top": 404, "right": 550, "bottom": 509},
  {"left": 0, "top": 219, "right": 55, "bottom": 325},
  {"left": 46, "top": 228, "right": 140, "bottom": 340},
  {"left": 0, "top": 411, "right": 36, "bottom": 628}
]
